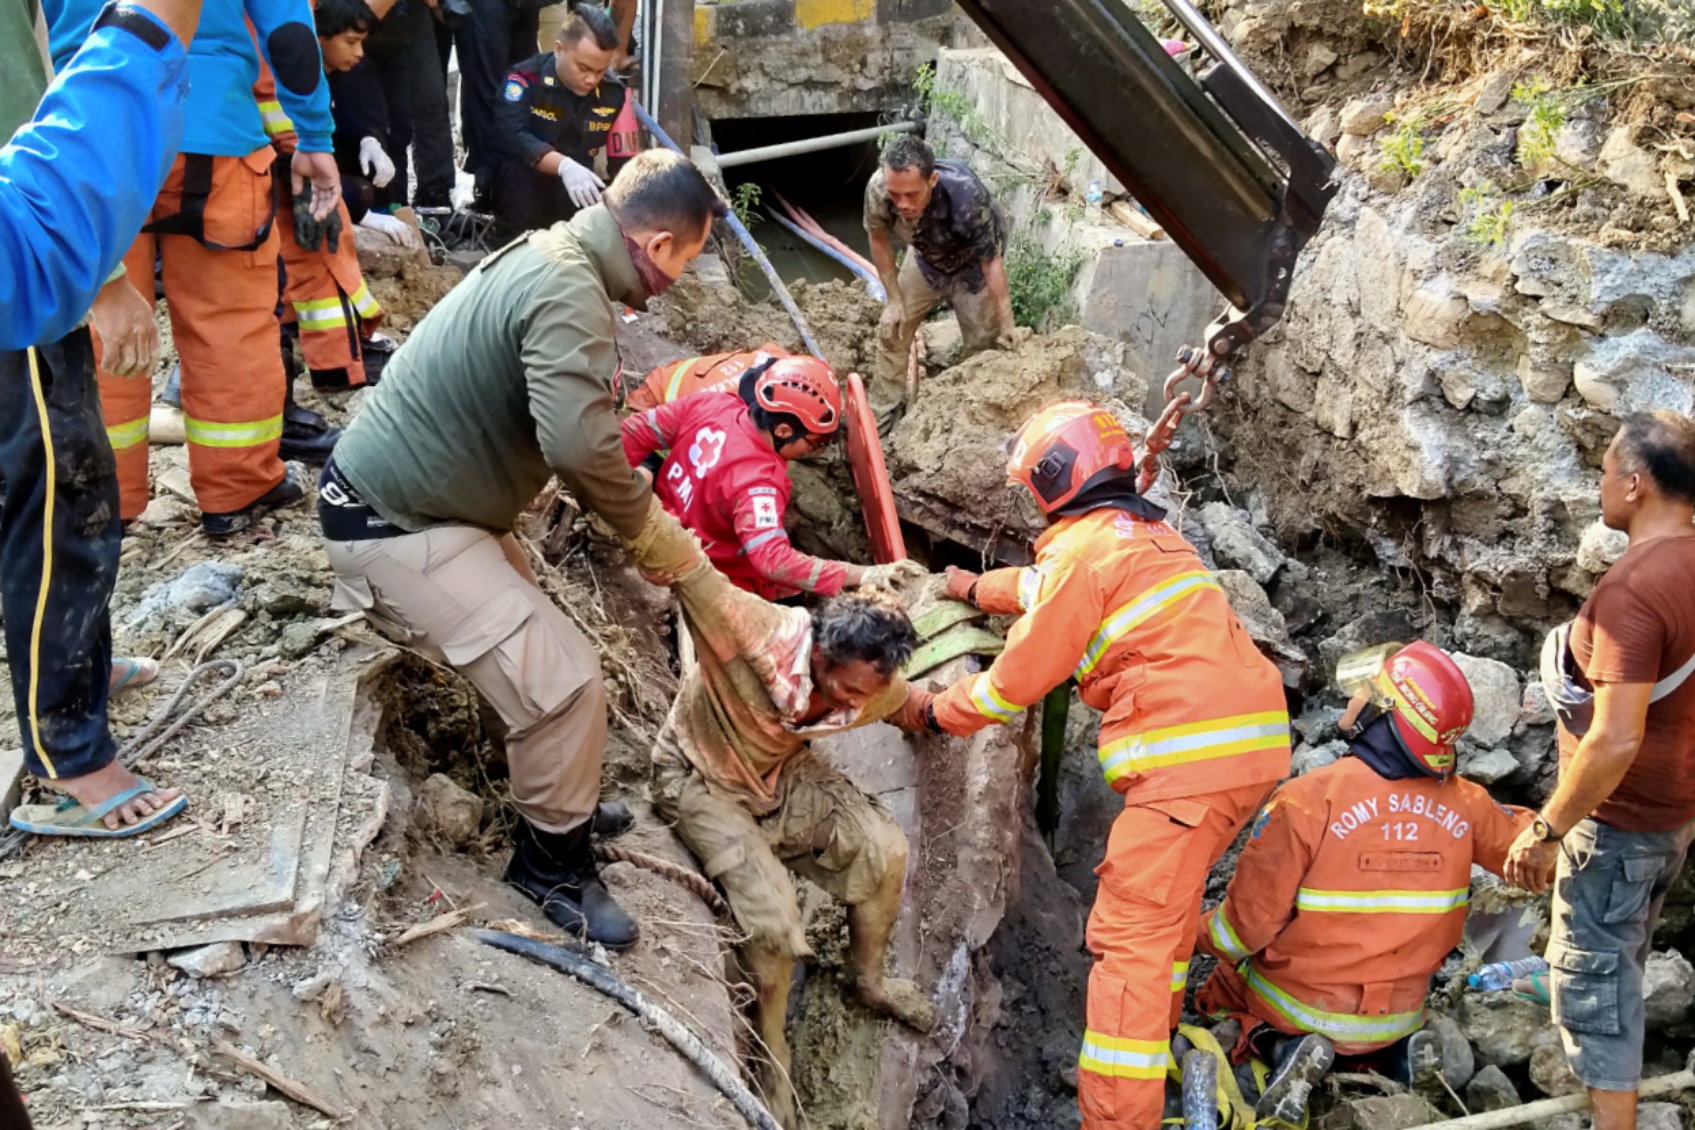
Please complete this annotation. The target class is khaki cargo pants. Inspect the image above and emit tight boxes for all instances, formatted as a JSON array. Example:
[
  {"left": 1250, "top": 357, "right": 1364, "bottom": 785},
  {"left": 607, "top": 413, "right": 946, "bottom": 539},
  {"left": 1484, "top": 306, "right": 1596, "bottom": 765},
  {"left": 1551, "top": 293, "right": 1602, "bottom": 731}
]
[
  {"left": 870, "top": 251, "right": 1007, "bottom": 427},
  {"left": 650, "top": 725, "right": 907, "bottom": 959},
  {"left": 326, "top": 525, "right": 606, "bottom": 834}
]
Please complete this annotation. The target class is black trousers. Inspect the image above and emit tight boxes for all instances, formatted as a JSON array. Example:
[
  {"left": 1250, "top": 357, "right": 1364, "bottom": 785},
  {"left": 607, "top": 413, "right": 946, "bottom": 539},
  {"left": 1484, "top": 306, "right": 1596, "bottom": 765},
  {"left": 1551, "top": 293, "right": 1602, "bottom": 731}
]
[
  {"left": 1, "top": 1048, "right": 34, "bottom": 1129},
  {"left": 490, "top": 158, "right": 578, "bottom": 244},
  {"left": 370, "top": 0, "right": 457, "bottom": 207},
  {"left": 0, "top": 332, "right": 122, "bottom": 782},
  {"left": 454, "top": 0, "right": 539, "bottom": 186}
]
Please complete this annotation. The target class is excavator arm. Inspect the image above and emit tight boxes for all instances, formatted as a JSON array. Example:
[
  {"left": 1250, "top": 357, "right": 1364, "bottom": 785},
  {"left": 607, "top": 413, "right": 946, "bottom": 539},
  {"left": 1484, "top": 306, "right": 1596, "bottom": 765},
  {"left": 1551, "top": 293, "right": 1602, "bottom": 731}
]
[{"left": 953, "top": 0, "right": 1338, "bottom": 363}]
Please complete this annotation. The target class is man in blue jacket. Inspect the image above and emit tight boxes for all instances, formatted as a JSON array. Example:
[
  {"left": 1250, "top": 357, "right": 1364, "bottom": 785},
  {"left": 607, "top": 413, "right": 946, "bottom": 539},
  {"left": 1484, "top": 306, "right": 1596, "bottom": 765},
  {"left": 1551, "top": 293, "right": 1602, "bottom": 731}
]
[{"left": 0, "top": 0, "right": 334, "bottom": 845}]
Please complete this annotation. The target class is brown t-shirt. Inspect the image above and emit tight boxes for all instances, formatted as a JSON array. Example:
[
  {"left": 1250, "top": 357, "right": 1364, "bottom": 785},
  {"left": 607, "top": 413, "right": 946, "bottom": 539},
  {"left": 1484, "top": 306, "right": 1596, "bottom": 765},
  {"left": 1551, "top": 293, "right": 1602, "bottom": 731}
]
[{"left": 1559, "top": 534, "right": 1695, "bottom": 832}]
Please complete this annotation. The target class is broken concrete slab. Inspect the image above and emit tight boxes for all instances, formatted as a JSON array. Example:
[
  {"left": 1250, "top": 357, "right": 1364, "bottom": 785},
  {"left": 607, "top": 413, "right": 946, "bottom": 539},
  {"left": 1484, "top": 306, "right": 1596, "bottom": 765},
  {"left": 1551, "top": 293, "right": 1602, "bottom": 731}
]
[
  {"left": 167, "top": 941, "right": 246, "bottom": 978},
  {"left": 65, "top": 647, "right": 390, "bottom": 952}
]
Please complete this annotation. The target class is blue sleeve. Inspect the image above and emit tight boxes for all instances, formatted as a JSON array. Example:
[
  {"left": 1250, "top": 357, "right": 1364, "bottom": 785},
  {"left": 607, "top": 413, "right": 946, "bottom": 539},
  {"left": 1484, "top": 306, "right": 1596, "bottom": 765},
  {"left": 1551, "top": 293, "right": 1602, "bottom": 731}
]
[
  {"left": 0, "top": 5, "right": 188, "bottom": 351},
  {"left": 247, "top": 0, "right": 335, "bottom": 152}
]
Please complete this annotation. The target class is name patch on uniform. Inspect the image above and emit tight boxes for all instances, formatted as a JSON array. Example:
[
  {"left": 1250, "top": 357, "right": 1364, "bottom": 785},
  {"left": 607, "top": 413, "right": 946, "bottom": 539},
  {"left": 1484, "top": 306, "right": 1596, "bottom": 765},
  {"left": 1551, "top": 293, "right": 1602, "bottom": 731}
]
[
  {"left": 504, "top": 79, "right": 525, "bottom": 102},
  {"left": 752, "top": 495, "right": 780, "bottom": 530},
  {"left": 1358, "top": 851, "right": 1444, "bottom": 872}
]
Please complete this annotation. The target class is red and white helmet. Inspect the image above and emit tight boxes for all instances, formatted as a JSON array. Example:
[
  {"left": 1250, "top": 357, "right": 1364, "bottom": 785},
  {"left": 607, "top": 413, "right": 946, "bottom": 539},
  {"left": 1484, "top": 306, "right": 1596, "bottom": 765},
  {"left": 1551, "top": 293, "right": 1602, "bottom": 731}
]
[
  {"left": 1006, "top": 401, "right": 1137, "bottom": 515},
  {"left": 750, "top": 355, "right": 842, "bottom": 437},
  {"left": 1337, "top": 640, "right": 1475, "bottom": 779}
]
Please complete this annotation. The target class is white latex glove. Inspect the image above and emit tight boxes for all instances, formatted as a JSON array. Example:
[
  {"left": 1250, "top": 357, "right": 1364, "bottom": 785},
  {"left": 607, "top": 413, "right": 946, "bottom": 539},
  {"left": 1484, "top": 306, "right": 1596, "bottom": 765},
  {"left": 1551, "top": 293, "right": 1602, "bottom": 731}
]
[
  {"left": 558, "top": 156, "right": 606, "bottom": 209},
  {"left": 359, "top": 136, "right": 396, "bottom": 188},
  {"left": 358, "top": 210, "right": 420, "bottom": 247}
]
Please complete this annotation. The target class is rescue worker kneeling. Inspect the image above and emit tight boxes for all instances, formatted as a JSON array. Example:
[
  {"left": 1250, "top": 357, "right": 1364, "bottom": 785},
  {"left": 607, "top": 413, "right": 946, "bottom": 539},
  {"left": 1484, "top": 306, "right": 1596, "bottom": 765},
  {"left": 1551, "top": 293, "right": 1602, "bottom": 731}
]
[
  {"left": 904, "top": 401, "right": 1292, "bottom": 1130},
  {"left": 651, "top": 564, "right": 937, "bottom": 1129},
  {"left": 1194, "top": 642, "right": 1534, "bottom": 1127},
  {"left": 624, "top": 343, "right": 791, "bottom": 413},
  {"left": 622, "top": 353, "right": 925, "bottom": 601}
]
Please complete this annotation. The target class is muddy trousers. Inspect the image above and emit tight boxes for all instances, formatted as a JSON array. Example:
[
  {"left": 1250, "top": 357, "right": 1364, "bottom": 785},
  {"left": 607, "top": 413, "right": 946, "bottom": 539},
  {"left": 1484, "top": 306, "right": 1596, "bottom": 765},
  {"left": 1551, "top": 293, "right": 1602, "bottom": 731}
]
[
  {"left": 1079, "top": 782, "right": 1273, "bottom": 1129},
  {"left": 870, "top": 251, "right": 1006, "bottom": 426},
  {"left": 0, "top": 334, "right": 122, "bottom": 782},
  {"left": 94, "top": 150, "right": 290, "bottom": 520},
  {"left": 1, "top": 1046, "right": 33, "bottom": 1130},
  {"left": 325, "top": 524, "right": 606, "bottom": 833},
  {"left": 276, "top": 180, "right": 383, "bottom": 387}
]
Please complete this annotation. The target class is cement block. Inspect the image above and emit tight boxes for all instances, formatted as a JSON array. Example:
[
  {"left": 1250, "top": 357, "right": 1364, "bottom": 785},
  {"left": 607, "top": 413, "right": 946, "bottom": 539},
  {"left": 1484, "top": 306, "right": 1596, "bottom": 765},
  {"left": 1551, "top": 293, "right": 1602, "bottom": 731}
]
[{"left": 0, "top": 749, "right": 22, "bottom": 821}]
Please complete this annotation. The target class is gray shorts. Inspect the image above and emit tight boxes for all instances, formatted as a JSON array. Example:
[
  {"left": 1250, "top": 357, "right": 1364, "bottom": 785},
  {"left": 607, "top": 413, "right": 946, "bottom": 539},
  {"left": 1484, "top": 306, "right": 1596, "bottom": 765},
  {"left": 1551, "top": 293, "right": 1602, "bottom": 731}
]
[{"left": 1546, "top": 816, "right": 1695, "bottom": 1091}]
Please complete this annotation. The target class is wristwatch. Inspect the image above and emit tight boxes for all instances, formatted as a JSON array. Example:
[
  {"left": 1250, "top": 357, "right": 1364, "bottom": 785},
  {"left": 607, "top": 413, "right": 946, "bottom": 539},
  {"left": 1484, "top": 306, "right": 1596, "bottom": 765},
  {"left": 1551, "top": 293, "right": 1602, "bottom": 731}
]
[{"left": 1531, "top": 815, "right": 1563, "bottom": 843}]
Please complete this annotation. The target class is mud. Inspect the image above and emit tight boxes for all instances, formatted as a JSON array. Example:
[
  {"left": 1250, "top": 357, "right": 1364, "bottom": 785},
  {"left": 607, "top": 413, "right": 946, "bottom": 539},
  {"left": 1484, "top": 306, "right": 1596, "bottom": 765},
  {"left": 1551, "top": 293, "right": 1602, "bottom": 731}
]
[{"left": 658, "top": 273, "right": 886, "bottom": 381}]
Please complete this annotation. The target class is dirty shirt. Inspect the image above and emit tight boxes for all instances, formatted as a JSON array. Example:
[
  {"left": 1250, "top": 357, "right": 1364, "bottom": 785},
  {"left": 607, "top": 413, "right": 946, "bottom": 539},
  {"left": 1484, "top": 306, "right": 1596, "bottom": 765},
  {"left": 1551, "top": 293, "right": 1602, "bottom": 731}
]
[
  {"left": 1561, "top": 534, "right": 1695, "bottom": 833},
  {"left": 669, "top": 559, "right": 908, "bottom": 815},
  {"left": 621, "top": 389, "right": 850, "bottom": 601},
  {"left": 864, "top": 158, "right": 1005, "bottom": 290}
]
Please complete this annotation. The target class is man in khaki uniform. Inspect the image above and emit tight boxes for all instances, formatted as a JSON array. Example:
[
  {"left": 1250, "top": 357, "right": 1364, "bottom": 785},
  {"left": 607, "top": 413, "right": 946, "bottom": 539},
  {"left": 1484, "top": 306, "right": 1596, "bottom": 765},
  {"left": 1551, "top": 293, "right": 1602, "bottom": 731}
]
[
  {"left": 651, "top": 560, "right": 937, "bottom": 1127},
  {"left": 317, "top": 150, "right": 725, "bottom": 949}
]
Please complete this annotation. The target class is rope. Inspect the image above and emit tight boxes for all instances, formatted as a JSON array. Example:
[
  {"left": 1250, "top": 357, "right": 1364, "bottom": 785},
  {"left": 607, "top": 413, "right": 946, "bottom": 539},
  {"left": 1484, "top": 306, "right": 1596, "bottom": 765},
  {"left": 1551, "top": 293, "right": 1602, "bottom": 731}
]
[
  {"left": 0, "top": 660, "right": 246, "bottom": 861},
  {"left": 596, "top": 842, "right": 731, "bottom": 919},
  {"left": 476, "top": 929, "right": 782, "bottom": 1130}
]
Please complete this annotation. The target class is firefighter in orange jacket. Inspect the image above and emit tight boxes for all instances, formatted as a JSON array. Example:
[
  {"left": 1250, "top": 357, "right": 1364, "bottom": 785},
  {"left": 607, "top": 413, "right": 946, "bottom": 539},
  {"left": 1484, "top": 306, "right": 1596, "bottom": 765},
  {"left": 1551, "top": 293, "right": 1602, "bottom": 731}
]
[
  {"left": 903, "top": 400, "right": 1292, "bottom": 1129},
  {"left": 625, "top": 343, "right": 792, "bottom": 414},
  {"left": 1194, "top": 641, "right": 1533, "bottom": 1128}
]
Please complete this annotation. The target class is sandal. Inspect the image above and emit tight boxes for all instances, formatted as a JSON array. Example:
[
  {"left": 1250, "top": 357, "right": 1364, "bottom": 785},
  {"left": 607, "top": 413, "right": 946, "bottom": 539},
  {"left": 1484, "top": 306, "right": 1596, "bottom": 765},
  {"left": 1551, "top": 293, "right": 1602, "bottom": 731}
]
[
  {"left": 9, "top": 779, "right": 187, "bottom": 838},
  {"left": 108, "top": 656, "right": 159, "bottom": 695},
  {"left": 1513, "top": 970, "right": 1551, "bottom": 1007}
]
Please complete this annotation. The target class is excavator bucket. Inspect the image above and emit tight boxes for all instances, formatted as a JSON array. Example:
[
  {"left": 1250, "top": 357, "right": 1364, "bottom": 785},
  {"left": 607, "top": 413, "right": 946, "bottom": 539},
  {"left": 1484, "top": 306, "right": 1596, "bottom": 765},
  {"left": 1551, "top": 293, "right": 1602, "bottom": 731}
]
[{"left": 952, "top": 0, "right": 1338, "bottom": 359}]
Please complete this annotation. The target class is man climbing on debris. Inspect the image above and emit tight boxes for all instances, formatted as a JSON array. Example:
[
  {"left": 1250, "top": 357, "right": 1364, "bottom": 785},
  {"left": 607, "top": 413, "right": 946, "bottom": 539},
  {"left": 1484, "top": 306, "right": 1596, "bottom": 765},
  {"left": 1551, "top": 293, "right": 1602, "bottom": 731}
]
[
  {"left": 317, "top": 150, "right": 725, "bottom": 950},
  {"left": 647, "top": 549, "right": 938, "bottom": 1128},
  {"left": 864, "top": 134, "right": 1014, "bottom": 430},
  {"left": 1192, "top": 641, "right": 1532, "bottom": 1128},
  {"left": 901, "top": 401, "right": 1291, "bottom": 1130},
  {"left": 488, "top": 2, "right": 626, "bottom": 246},
  {"left": 1505, "top": 410, "right": 1695, "bottom": 1130},
  {"left": 621, "top": 352, "right": 926, "bottom": 601}
]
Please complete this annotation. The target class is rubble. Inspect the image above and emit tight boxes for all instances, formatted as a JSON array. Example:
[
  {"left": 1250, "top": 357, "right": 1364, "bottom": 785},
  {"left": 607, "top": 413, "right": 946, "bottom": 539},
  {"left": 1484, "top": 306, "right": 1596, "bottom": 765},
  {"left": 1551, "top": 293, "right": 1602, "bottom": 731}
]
[
  {"left": 1455, "top": 990, "right": 1556, "bottom": 1067},
  {"left": 1529, "top": 1041, "right": 1584, "bottom": 1097},
  {"left": 1425, "top": 1012, "right": 1477, "bottom": 1091},
  {"left": 1292, "top": 740, "right": 1346, "bottom": 777},
  {"left": 1198, "top": 503, "right": 1287, "bottom": 586},
  {"left": 167, "top": 942, "right": 246, "bottom": 979},
  {"left": 1645, "top": 949, "right": 1695, "bottom": 1031},
  {"left": 1341, "top": 1093, "right": 1438, "bottom": 1129},
  {"left": 417, "top": 773, "right": 486, "bottom": 847},
  {"left": 1465, "top": 1063, "right": 1521, "bottom": 1111},
  {"left": 1450, "top": 654, "right": 1521, "bottom": 748}
]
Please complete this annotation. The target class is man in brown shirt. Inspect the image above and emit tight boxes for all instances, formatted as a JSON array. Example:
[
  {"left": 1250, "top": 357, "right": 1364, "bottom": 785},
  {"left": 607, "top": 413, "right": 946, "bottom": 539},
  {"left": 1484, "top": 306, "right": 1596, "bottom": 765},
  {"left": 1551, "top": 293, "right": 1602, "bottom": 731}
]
[{"left": 1505, "top": 410, "right": 1695, "bottom": 1130}]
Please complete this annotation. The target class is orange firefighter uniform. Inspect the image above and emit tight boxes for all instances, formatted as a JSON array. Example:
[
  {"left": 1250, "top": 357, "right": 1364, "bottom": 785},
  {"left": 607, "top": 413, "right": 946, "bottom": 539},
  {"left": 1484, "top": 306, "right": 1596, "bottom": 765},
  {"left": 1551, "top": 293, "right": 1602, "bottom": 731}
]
[
  {"left": 93, "top": 148, "right": 293, "bottom": 519},
  {"left": 1195, "top": 756, "right": 1531, "bottom": 1056},
  {"left": 255, "top": 59, "right": 384, "bottom": 388},
  {"left": 624, "top": 343, "right": 790, "bottom": 413},
  {"left": 931, "top": 508, "right": 1291, "bottom": 1128}
]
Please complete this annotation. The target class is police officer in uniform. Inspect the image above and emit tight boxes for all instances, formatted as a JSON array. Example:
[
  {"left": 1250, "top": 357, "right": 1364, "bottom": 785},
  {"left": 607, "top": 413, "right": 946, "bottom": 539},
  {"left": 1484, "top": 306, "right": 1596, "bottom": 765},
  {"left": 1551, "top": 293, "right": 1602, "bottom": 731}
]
[{"left": 490, "top": 2, "right": 625, "bottom": 245}]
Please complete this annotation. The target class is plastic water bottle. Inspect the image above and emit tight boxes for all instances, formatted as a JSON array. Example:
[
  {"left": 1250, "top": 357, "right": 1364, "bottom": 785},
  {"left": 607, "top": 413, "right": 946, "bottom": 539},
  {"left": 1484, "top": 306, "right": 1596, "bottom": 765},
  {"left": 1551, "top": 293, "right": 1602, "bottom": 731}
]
[
  {"left": 1468, "top": 956, "right": 1547, "bottom": 992},
  {"left": 1084, "top": 179, "right": 1103, "bottom": 206}
]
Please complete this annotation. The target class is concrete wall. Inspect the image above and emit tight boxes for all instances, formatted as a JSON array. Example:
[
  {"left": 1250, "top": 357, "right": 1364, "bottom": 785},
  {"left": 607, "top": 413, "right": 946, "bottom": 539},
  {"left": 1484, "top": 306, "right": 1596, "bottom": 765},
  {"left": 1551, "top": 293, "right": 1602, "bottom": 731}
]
[
  {"left": 932, "top": 47, "right": 1223, "bottom": 401},
  {"left": 692, "top": 0, "right": 963, "bottom": 119}
]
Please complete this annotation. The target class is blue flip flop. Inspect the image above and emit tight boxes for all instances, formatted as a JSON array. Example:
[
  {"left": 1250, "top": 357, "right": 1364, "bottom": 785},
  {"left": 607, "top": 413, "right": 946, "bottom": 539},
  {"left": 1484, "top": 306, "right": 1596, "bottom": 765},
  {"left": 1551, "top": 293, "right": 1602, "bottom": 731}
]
[{"left": 9, "top": 779, "right": 187, "bottom": 838}]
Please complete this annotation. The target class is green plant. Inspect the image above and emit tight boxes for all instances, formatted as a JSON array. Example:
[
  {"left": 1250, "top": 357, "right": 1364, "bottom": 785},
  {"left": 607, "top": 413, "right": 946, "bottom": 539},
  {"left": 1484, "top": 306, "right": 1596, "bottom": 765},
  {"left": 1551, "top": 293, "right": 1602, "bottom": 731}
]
[
  {"left": 1005, "top": 234, "right": 1086, "bottom": 331},
  {"left": 1513, "top": 78, "right": 1566, "bottom": 168},
  {"left": 1459, "top": 182, "right": 1514, "bottom": 247},
  {"left": 1378, "top": 112, "right": 1426, "bottom": 179},
  {"left": 915, "top": 62, "right": 993, "bottom": 151},
  {"left": 731, "top": 183, "right": 762, "bottom": 229}
]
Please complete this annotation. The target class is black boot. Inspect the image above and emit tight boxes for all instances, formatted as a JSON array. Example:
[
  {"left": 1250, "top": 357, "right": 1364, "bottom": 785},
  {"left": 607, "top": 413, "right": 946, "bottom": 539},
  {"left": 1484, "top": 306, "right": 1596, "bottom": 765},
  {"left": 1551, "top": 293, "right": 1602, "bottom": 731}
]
[
  {"left": 279, "top": 380, "right": 340, "bottom": 463},
  {"left": 202, "top": 466, "right": 307, "bottom": 537},
  {"left": 591, "top": 800, "right": 634, "bottom": 839},
  {"left": 504, "top": 819, "right": 639, "bottom": 950}
]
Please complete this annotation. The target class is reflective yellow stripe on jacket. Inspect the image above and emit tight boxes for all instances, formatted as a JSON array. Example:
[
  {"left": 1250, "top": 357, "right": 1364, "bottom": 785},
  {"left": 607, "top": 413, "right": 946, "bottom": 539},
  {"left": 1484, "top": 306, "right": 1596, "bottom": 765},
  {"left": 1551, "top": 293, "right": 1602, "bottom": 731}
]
[
  {"left": 1208, "top": 905, "right": 1253, "bottom": 963},
  {"left": 349, "top": 281, "right": 382, "bottom": 321},
  {"left": 969, "top": 672, "right": 1022, "bottom": 723},
  {"left": 1170, "top": 959, "right": 1190, "bottom": 993},
  {"left": 1294, "top": 888, "right": 1469, "bottom": 914},
  {"left": 1074, "top": 569, "right": 1221, "bottom": 679},
  {"left": 294, "top": 296, "right": 349, "bottom": 333},
  {"left": 257, "top": 99, "right": 293, "bottom": 138},
  {"left": 1244, "top": 964, "right": 1424, "bottom": 1043},
  {"left": 663, "top": 358, "right": 695, "bottom": 403},
  {"left": 184, "top": 413, "right": 284, "bottom": 449},
  {"left": 1079, "top": 1032, "right": 1169, "bottom": 1080},
  {"left": 1098, "top": 711, "right": 1289, "bottom": 786},
  {"left": 1017, "top": 566, "right": 1041, "bottom": 612}
]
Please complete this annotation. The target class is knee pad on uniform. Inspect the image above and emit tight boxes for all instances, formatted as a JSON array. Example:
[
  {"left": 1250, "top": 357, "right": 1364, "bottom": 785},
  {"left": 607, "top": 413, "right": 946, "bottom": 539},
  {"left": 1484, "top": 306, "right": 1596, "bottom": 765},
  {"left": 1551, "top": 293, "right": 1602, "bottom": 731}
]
[{"left": 267, "top": 23, "right": 322, "bottom": 95}]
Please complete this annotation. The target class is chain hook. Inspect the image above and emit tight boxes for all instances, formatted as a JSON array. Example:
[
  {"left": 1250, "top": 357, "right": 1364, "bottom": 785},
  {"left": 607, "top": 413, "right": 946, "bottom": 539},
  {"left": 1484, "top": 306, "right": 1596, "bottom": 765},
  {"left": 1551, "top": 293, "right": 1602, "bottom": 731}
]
[{"left": 1136, "top": 344, "right": 1231, "bottom": 495}]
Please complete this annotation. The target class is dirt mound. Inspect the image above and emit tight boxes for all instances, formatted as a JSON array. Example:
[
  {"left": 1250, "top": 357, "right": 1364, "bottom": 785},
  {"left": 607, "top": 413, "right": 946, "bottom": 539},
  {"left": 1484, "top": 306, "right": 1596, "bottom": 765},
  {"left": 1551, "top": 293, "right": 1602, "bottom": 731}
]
[
  {"left": 886, "top": 326, "right": 1150, "bottom": 558},
  {"left": 660, "top": 269, "right": 883, "bottom": 379},
  {"left": 365, "top": 259, "right": 462, "bottom": 339}
]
